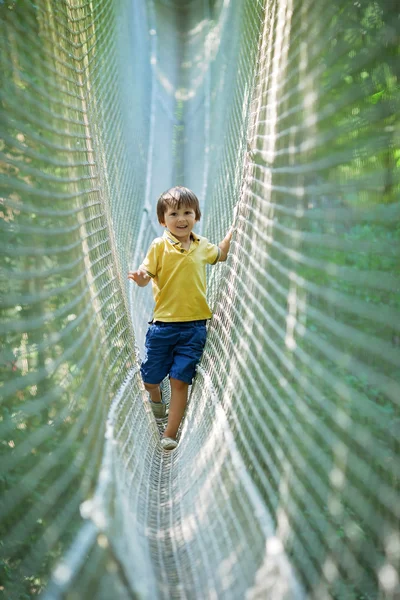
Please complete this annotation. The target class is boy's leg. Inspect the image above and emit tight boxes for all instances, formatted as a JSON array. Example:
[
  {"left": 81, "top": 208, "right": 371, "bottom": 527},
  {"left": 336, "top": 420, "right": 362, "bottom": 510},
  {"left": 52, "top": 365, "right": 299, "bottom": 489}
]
[
  {"left": 163, "top": 378, "right": 189, "bottom": 440},
  {"left": 143, "top": 382, "right": 162, "bottom": 403},
  {"left": 145, "top": 381, "right": 167, "bottom": 419},
  {"left": 140, "top": 323, "right": 176, "bottom": 419},
  {"left": 163, "top": 321, "right": 207, "bottom": 442}
]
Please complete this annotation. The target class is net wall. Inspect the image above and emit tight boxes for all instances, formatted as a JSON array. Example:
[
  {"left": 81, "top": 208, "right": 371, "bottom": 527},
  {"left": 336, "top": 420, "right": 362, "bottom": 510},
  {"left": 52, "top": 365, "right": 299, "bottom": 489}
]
[
  {"left": 0, "top": 1, "right": 147, "bottom": 597},
  {"left": 202, "top": 2, "right": 400, "bottom": 599},
  {"left": 1, "top": 1, "right": 399, "bottom": 599}
]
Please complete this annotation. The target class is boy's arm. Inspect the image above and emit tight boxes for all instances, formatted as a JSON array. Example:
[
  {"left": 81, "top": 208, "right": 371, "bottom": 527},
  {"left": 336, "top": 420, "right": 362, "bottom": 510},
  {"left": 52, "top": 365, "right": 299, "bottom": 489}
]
[
  {"left": 218, "top": 204, "right": 238, "bottom": 262},
  {"left": 218, "top": 227, "right": 233, "bottom": 262},
  {"left": 128, "top": 238, "right": 159, "bottom": 286},
  {"left": 128, "top": 266, "right": 151, "bottom": 287}
]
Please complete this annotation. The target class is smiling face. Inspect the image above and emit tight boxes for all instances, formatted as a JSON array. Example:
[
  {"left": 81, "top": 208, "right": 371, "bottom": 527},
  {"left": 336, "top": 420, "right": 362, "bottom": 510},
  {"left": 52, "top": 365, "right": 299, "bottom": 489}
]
[
  {"left": 161, "top": 205, "right": 198, "bottom": 241},
  {"left": 157, "top": 186, "right": 201, "bottom": 243}
]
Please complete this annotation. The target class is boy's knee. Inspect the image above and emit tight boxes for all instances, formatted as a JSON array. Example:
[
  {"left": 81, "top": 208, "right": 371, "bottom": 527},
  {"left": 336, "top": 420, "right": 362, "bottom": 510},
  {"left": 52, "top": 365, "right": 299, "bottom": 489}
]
[
  {"left": 170, "top": 377, "right": 189, "bottom": 390},
  {"left": 143, "top": 382, "right": 160, "bottom": 392}
]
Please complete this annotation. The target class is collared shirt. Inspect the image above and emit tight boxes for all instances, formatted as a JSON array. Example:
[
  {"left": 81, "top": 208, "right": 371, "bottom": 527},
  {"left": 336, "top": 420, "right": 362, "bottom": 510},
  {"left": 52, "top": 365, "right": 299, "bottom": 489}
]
[{"left": 141, "top": 230, "right": 220, "bottom": 322}]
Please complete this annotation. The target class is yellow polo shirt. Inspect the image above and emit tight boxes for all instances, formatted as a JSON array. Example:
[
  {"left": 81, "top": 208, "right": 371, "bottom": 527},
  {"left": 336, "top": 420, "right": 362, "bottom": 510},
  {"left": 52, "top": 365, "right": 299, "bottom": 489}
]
[{"left": 141, "top": 230, "right": 220, "bottom": 322}]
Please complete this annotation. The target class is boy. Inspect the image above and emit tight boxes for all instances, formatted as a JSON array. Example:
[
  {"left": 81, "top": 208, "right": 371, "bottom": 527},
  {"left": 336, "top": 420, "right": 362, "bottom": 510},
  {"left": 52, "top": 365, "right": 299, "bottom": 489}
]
[{"left": 128, "top": 186, "right": 232, "bottom": 450}]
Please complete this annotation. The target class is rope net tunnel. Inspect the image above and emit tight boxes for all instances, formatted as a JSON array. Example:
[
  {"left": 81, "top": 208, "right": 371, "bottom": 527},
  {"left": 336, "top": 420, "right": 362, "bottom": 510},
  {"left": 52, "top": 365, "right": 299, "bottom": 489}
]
[{"left": 1, "top": 0, "right": 399, "bottom": 598}]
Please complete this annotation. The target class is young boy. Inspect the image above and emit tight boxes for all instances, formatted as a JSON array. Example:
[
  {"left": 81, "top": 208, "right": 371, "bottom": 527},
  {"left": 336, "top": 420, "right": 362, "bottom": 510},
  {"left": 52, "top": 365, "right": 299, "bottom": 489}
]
[{"left": 128, "top": 186, "right": 232, "bottom": 450}]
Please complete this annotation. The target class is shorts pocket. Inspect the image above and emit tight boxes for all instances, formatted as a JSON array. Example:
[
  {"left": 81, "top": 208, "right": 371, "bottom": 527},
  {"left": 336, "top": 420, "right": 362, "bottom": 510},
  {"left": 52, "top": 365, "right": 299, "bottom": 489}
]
[
  {"left": 194, "top": 325, "right": 207, "bottom": 349},
  {"left": 145, "top": 325, "right": 156, "bottom": 342}
]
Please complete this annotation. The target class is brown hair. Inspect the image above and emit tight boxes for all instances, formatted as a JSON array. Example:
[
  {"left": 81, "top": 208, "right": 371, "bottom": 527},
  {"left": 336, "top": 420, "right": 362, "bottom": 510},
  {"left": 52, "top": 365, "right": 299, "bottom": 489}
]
[{"left": 156, "top": 186, "right": 201, "bottom": 224}]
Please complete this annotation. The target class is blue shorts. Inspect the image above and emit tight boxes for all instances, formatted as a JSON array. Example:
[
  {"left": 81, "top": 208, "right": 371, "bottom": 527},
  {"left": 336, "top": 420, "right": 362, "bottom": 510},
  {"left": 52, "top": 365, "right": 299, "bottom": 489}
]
[{"left": 140, "top": 320, "right": 207, "bottom": 385}]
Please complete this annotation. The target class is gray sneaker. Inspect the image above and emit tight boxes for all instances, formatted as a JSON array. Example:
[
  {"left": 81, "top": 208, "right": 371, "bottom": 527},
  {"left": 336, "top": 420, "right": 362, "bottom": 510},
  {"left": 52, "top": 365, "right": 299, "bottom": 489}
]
[
  {"left": 151, "top": 401, "right": 167, "bottom": 419},
  {"left": 161, "top": 437, "right": 178, "bottom": 450}
]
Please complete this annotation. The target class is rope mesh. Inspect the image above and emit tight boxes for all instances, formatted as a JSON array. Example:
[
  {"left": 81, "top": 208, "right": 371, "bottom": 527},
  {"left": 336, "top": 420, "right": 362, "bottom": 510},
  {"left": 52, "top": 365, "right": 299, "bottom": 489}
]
[{"left": 1, "top": 0, "right": 399, "bottom": 599}]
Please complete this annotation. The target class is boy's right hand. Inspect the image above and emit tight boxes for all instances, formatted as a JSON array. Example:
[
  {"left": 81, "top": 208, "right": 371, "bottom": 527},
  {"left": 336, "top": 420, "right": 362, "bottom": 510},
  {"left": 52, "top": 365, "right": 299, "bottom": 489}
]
[{"left": 128, "top": 268, "right": 150, "bottom": 287}]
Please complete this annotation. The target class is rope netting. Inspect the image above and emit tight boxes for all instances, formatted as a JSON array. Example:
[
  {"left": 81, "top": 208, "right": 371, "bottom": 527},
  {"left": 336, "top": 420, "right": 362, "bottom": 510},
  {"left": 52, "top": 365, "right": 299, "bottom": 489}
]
[{"left": 1, "top": 1, "right": 399, "bottom": 599}]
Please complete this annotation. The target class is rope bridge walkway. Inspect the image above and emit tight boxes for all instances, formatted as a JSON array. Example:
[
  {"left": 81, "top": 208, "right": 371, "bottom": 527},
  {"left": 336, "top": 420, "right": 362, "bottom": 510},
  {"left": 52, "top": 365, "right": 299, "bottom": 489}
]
[{"left": 1, "top": 0, "right": 399, "bottom": 598}]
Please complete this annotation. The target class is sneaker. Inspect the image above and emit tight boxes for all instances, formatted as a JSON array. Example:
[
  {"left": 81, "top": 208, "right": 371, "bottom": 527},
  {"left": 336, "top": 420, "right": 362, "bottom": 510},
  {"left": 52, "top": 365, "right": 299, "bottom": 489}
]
[
  {"left": 151, "top": 401, "right": 167, "bottom": 419},
  {"left": 161, "top": 437, "right": 178, "bottom": 450}
]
